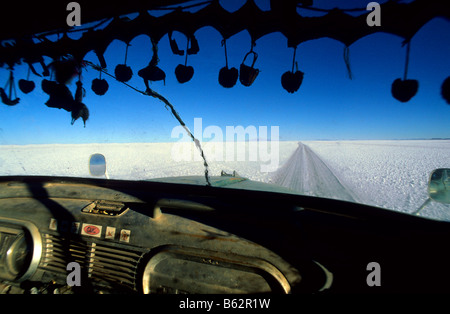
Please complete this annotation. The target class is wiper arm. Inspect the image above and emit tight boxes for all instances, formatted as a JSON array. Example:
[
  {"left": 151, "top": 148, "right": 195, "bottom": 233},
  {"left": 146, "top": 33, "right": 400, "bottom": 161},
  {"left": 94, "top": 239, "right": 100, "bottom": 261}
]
[
  {"left": 144, "top": 87, "right": 211, "bottom": 187},
  {"left": 85, "top": 61, "right": 212, "bottom": 187}
]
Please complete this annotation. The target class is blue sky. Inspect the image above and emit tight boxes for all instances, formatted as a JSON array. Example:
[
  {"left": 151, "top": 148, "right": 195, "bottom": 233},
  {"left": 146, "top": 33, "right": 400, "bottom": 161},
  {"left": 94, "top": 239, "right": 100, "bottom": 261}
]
[{"left": 0, "top": 0, "right": 449, "bottom": 145}]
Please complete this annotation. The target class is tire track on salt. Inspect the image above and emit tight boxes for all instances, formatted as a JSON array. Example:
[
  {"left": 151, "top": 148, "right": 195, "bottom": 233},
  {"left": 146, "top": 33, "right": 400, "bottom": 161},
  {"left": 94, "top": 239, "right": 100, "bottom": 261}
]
[{"left": 272, "top": 142, "right": 360, "bottom": 203}]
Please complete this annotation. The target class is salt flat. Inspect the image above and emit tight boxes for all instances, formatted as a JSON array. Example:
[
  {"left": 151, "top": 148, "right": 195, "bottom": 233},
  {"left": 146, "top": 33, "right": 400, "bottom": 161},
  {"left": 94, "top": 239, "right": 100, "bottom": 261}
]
[
  {"left": 304, "top": 140, "right": 450, "bottom": 220},
  {"left": 1, "top": 140, "right": 449, "bottom": 221}
]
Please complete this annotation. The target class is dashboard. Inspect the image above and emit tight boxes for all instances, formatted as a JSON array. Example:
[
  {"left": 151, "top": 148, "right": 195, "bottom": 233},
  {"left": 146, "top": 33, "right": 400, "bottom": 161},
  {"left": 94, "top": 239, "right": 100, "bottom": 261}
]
[
  {"left": 1, "top": 175, "right": 450, "bottom": 294},
  {"left": 0, "top": 176, "right": 309, "bottom": 294}
]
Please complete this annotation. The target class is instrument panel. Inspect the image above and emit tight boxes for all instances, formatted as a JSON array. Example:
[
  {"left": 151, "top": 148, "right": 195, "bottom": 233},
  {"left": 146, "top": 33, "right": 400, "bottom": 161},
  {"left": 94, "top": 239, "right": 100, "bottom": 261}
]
[
  {"left": 4, "top": 175, "right": 448, "bottom": 294},
  {"left": 0, "top": 178, "right": 312, "bottom": 294}
]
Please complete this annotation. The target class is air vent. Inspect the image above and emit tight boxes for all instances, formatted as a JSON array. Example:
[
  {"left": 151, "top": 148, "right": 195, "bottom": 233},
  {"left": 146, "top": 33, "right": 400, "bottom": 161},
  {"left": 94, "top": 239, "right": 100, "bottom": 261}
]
[{"left": 39, "top": 234, "right": 143, "bottom": 290}]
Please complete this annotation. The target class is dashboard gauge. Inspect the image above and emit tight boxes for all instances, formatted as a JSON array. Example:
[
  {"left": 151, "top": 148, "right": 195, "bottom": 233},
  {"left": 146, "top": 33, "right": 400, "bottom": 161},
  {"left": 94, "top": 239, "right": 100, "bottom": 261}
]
[
  {"left": 142, "top": 246, "right": 293, "bottom": 294},
  {"left": 0, "top": 221, "right": 40, "bottom": 282},
  {"left": 6, "top": 233, "right": 33, "bottom": 278}
]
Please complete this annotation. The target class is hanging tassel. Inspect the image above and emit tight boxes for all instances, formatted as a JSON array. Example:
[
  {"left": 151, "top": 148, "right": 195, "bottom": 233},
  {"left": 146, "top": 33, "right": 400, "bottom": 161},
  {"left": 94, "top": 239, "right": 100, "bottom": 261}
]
[
  {"left": 18, "top": 66, "right": 36, "bottom": 94},
  {"left": 218, "top": 38, "right": 238, "bottom": 88},
  {"left": 239, "top": 40, "right": 260, "bottom": 87},
  {"left": 281, "top": 46, "right": 304, "bottom": 93},
  {"left": 71, "top": 102, "right": 90, "bottom": 127},
  {"left": 75, "top": 77, "right": 85, "bottom": 102},
  {"left": 115, "top": 43, "right": 133, "bottom": 82},
  {"left": 71, "top": 79, "right": 89, "bottom": 127},
  {"left": 138, "top": 38, "right": 166, "bottom": 92},
  {"left": 391, "top": 40, "right": 419, "bottom": 103},
  {"left": 1, "top": 70, "right": 20, "bottom": 106},
  {"left": 0, "top": 88, "right": 20, "bottom": 106},
  {"left": 175, "top": 36, "right": 194, "bottom": 84},
  {"left": 343, "top": 46, "right": 353, "bottom": 80},
  {"left": 92, "top": 69, "right": 109, "bottom": 95}
]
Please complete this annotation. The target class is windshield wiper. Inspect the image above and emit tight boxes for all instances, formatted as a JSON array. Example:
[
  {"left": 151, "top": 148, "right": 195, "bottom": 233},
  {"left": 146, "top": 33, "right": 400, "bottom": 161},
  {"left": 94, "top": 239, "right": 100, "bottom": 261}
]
[
  {"left": 85, "top": 47, "right": 212, "bottom": 186},
  {"left": 144, "top": 87, "right": 211, "bottom": 187}
]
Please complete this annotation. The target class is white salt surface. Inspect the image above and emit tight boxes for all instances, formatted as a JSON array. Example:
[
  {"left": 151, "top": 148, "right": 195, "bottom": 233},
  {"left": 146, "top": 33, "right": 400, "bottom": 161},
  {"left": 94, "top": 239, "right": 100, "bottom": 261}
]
[
  {"left": 1, "top": 140, "right": 449, "bottom": 221},
  {"left": 304, "top": 140, "right": 450, "bottom": 220}
]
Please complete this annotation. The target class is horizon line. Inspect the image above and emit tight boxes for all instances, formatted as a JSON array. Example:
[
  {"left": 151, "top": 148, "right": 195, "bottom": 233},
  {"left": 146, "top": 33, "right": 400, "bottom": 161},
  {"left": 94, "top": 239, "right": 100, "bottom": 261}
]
[{"left": 2, "top": 138, "right": 450, "bottom": 146}]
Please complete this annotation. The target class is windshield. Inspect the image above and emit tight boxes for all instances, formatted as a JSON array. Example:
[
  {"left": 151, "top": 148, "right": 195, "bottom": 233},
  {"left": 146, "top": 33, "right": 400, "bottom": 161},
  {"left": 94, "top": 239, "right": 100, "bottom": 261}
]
[{"left": 1, "top": 0, "right": 449, "bottom": 221}]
